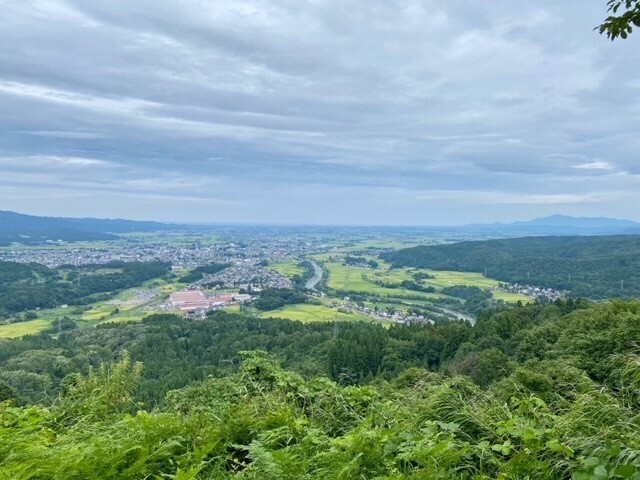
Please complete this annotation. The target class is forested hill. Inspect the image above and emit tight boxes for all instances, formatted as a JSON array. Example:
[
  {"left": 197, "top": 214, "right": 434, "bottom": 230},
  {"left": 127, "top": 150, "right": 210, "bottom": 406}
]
[
  {"left": 1, "top": 301, "right": 640, "bottom": 477},
  {"left": 0, "top": 210, "right": 179, "bottom": 245},
  {"left": 0, "top": 260, "right": 170, "bottom": 315},
  {"left": 381, "top": 235, "right": 640, "bottom": 299}
]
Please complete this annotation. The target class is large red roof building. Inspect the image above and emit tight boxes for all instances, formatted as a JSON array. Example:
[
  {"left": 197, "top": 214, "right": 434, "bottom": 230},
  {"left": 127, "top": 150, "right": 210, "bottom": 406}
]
[{"left": 169, "top": 290, "right": 210, "bottom": 310}]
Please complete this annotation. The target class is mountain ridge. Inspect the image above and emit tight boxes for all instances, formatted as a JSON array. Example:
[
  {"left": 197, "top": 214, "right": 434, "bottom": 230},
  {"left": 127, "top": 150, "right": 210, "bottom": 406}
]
[
  {"left": 0, "top": 210, "right": 180, "bottom": 245},
  {"left": 460, "top": 214, "right": 640, "bottom": 235}
]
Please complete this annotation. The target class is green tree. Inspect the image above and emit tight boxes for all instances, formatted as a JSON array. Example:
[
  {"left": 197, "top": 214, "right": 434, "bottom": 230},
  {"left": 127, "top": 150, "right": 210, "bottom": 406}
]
[{"left": 598, "top": 0, "right": 640, "bottom": 39}]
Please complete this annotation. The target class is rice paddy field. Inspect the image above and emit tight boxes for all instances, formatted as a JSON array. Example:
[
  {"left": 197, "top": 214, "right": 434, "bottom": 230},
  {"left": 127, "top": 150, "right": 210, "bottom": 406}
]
[
  {"left": 0, "top": 319, "right": 51, "bottom": 339},
  {"left": 0, "top": 306, "right": 85, "bottom": 338},
  {"left": 492, "top": 290, "right": 533, "bottom": 303},
  {"left": 267, "top": 260, "right": 305, "bottom": 278},
  {"left": 323, "top": 261, "right": 530, "bottom": 304},
  {"left": 80, "top": 302, "right": 152, "bottom": 324},
  {"left": 259, "top": 304, "right": 370, "bottom": 323},
  {"left": 324, "top": 262, "right": 437, "bottom": 299}
]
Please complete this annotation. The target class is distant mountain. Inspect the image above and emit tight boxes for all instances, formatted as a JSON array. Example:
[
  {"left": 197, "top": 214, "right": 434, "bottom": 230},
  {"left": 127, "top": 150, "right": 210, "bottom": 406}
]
[
  {"left": 0, "top": 210, "right": 180, "bottom": 245},
  {"left": 461, "top": 215, "right": 640, "bottom": 236}
]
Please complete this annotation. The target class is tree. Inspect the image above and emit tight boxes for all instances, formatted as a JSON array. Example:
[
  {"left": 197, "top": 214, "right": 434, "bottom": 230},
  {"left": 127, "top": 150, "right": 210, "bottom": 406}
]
[{"left": 598, "top": 0, "right": 640, "bottom": 39}]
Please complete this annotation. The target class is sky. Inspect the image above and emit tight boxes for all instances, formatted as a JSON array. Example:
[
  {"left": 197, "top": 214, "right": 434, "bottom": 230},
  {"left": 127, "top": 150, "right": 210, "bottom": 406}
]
[{"left": 1, "top": 0, "right": 639, "bottom": 225}]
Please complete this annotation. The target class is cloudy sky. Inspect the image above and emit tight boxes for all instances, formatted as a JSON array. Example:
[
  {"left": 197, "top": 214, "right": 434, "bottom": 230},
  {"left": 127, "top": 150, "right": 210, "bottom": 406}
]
[{"left": 1, "top": 1, "right": 639, "bottom": 225}]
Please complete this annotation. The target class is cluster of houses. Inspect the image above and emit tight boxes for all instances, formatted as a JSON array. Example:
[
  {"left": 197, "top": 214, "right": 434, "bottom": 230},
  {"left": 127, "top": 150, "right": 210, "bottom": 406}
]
[
  {"left": 495, "top": 283, "right": 566, "bottom": 302},
  {"left": 0, "top": 233, "right": 316, "bottom": 268},
  {"left": 191, "top": 259, "right": 293, "bottom": 291},
  {"left": 327, "top": 300, "right": 433, "bottom": 325}
]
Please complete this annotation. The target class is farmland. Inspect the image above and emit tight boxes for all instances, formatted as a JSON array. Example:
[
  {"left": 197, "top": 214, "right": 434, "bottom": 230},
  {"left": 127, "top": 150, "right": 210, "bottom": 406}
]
[
  {"left": 324, "top": 262, "right": 438, "bottom": 299},
  {"left": 322, "top": 261, "right": 516, "bottom": 301},
  {"left": 259, "top": 303, "right": 370, "bottom": 323},
  {"left": 267, "top": 260, "right": 305, "bottom": 278},
  {"left": 0, "top": 319, "right": 51, "bottom": 339}
]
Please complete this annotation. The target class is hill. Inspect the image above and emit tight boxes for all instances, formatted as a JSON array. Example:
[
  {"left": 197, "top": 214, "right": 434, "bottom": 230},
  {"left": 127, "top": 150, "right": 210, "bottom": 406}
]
[
  {"left": 0, "top": 210, "right": 178, "bottom": 245},
  {"left": 0, "top": 260, "right": 171, "bottom": 316},
  {"left": 380, "top": 235, "right": 640, "bottom": 299},
  {"left": 1, "top": 301, "right": 640, "bottom": 478}
]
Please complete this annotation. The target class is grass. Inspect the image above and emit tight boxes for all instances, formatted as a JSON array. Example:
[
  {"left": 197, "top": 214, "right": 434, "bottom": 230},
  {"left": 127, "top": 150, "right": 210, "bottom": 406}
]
[
  {"left": 325, "top": 262, "right": 441, "bottom": 300},
  {"left": 259, "top": 304, "right": 370, "bottom": 323},
  {"left": 422, "top": 269, "right": 502, "bottom": 289},
  {"left": 100, "top": 309, "right": 156, "bottom": 324},
  {"left": 268, "top": 260, "right": 304, "bottom": 278},
  {"left": 155, "top": 282, "right": 188, "bottom": 295},
  {"left": 492, "top": 291, "right": 533, "bottom": 303},
  {"left": 324, "top": 261, "right": 530, "bottom": 304},
  {"left": 0, "top": 319, "right": 51, "bottom": 338}
]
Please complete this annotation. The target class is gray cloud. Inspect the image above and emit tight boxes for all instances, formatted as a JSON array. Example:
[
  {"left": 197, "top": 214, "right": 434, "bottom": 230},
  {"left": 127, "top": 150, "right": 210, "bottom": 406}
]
[{"left": 0, "top": 0, "right": 638, "bottom": 224}]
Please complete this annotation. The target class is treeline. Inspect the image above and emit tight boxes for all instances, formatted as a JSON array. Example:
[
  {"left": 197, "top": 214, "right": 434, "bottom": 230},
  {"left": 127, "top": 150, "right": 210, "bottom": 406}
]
[
  {"left": 381, "top": 235, "right": 640, "bottom": 298},
  {"left": 2, "top": 299, "right": 640, "bottom": 477},
  {"left": 3, "top": 298, "right": 638, "bottom": 410},
  {"left": 252, "top": 288, "right": 308, "bottom": 311},
  {"left": 344, "top": 255, "right": 378, "bottom": 268},
  {"left": 0, "top": 260, "right": 170, "bottom": 317},
  {"left": 290, "top": 260, "right": 315, "bottom": 288},
  {"left": 375, "top": 279, "right": 435, "bottom": 293},
  {"left": 177, "top": 262, "right": 230, "bottom": 283}
]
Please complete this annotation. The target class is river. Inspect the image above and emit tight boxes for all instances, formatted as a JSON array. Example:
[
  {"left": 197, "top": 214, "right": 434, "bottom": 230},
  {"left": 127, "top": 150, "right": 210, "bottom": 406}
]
[{"left": 305, "top": 261, "right": 324, "bottom": 291}]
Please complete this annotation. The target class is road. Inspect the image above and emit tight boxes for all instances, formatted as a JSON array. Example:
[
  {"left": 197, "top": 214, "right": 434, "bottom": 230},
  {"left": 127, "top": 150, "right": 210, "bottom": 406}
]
[{"left": 305, "top": 261, "right": 324, "bottom": 291}]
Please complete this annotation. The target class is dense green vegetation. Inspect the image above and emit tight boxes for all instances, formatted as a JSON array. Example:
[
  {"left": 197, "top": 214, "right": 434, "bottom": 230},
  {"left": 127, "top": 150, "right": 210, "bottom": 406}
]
[
  {"left": 598, "top": 0, "right": 640, "bottom": 40},
  {"left": 1, "top": 299, "right": 640, "bottom": 478},
  {"left": 0, "top": 260, "right": 170, "bottom": 317},
  {"left": 252, "top": 288, "right": 309, "bottom": 311},
  {"left": 382, "top": 235, "right": 640, "bottom": 299},
  {"left": 344, "top": 255, "right": 379, "bottom": 268},
  {"left": 177, "top": 262, "right": 230, "bottom": 283},
  {"left": 294, "top": 260, "right": 316, "bottom": 287}
]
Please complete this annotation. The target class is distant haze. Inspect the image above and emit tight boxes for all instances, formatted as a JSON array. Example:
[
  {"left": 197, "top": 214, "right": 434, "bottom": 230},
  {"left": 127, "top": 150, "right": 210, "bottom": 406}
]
[{"left": 1, "top": 1, "right": 639, "bottom": 225}]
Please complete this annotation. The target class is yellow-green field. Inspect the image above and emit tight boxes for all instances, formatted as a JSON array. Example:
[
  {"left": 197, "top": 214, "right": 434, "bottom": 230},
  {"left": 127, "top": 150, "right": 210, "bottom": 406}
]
[
  {"left": 81, "top": 303, "right": 151, "bottom": 324},
  {"left": 324, "top": 261, "right": 530, "bottom": 304},
  {"left": 0, "top": 319, "right": 51, "bottom": 338},
  {"left": 260, "top": 304, "right": 370, "bottom": 323},
  {"left": 156, "top": 282, "right": 188, "bottom": 295},
  {"left": 492, "top": 291, "right": 533, "bottom": 303},
  {"left": 268, "top": 260, "right": 304, "bottom": 278},
  {"left": 325, "top": 262, "right": 440, "bottom": 300},
  {"left": 422, "top": 270, "right": 501, "bottom": 289}
]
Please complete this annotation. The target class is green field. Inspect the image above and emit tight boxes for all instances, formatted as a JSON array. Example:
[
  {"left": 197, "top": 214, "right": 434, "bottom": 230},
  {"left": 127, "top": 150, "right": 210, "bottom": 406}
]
[
  {"left": 260, "top": 304, "right": 370, "bottom": 323},
  {"left": 0, "top": 319, "right": 51, "bottom": 338},
  {"left": 492, "top": 290, "right": 533, "bottom": 303},
  {"left": 422, "top": 269, "right": 502, "bottom": 289},
  {"left": 268, "top": 260, "right": 304, "bottom": 278},
  {"left": 325, "top": 262, "right": 442, "bottom": 300},
  {"left": 343, "top": 239, "right": 424, "bottom": 251},
  {"left": 324, "top": 261, "right": 530, "bottom": 304}
]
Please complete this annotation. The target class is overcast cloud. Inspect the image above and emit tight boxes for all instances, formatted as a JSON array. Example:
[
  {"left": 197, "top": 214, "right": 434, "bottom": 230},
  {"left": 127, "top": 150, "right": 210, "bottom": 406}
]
[{"left": 1, "top": 0, "right": 639, "bottom": 225}]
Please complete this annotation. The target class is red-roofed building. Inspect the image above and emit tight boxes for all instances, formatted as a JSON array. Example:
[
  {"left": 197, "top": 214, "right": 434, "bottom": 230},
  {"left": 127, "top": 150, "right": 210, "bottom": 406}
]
[
  {"left": 211, "top": 294, "right": 235, "bottom": 306},
  {"left": 170, "top": 290, "right": 210, "bottom": 310}
]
